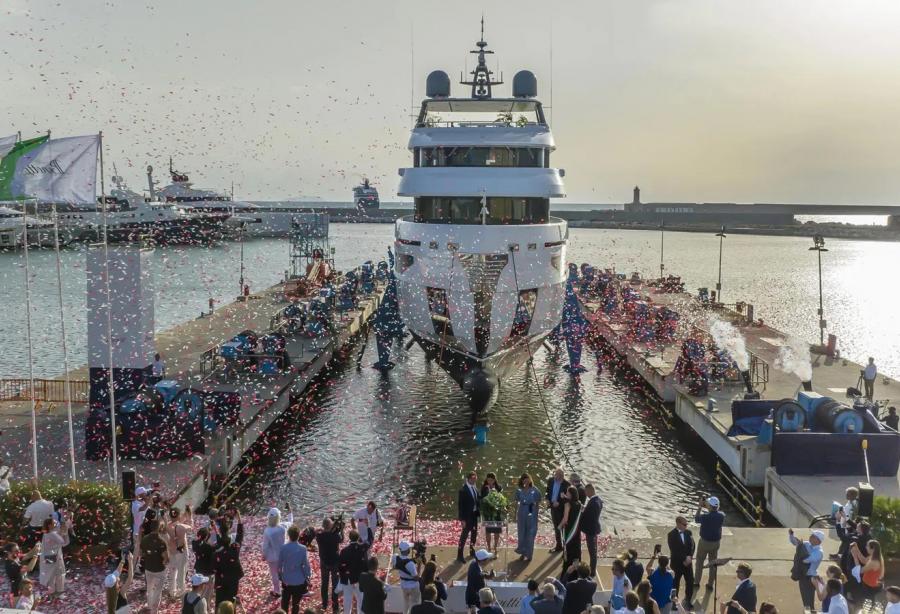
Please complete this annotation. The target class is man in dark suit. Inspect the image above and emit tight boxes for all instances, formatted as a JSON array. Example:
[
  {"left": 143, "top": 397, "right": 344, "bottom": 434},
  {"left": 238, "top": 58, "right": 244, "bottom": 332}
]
[
  {"left": 562, "top": 562, "right": 597, "bottom": 614},
  {"left": 579, "top": 484, "right": 603, "bottom": 577},
  {"left": 569, "top": 473, "right": 587, "bottom": 504},
  {"left": 457, "top": 471, "right": 481, "bottom": 563},
  {"left": 359, "top": 557, "right": 388, "bottom": 614},
  {"left": 465, "top": 549, "right": 494, "bottom": 613},
  {"left": 722, "top": 562, "right": 756, "bottom": 614},
  {"left": 411, "top": 584, "right": 445, "bottom": 614},
  {"left": 545, "top": 468, "right": 571, "bottom": 553},
  {"left": 668, "top": 515, "right": 695, "bottom": 607}
]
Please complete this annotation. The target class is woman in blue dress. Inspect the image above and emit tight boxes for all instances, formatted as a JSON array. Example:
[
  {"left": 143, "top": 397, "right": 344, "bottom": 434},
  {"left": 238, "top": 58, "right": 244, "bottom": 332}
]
[{"left": 515, "top": 473, "right": 541, "bottom": 561}]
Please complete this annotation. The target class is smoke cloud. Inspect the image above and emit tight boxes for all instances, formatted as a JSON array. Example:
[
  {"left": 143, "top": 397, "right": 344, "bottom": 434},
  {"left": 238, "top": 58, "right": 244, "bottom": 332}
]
[
  {"left": 708, "top": 317, "right": 750, "bottom": 370},
  {"left": 775, "top": 335, "right": 813, "bottom": 382}
]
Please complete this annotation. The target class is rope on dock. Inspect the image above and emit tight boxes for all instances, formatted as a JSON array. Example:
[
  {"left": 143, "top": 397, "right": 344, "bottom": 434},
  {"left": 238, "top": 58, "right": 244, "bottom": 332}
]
[{"left": 508, "top": 247, "right": 576, "bottom": 472}]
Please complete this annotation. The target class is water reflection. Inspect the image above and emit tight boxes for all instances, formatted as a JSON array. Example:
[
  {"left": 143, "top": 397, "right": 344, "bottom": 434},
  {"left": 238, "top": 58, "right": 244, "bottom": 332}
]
[{"left": 233, "top": 332, "right": 740, "bottom": 527}]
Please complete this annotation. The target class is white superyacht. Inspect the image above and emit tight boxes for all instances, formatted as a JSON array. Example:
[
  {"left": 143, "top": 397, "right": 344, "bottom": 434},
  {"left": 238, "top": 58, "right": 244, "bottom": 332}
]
[{"left": 394, "top": 30, "right": 568, "bottom": 414}]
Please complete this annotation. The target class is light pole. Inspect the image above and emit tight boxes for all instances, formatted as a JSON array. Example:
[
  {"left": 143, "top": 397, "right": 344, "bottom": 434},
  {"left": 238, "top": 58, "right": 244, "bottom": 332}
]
[
  {"left": 715, "top": 225, "right": 726, "bottom": 303},
  {"left": 809, "top": 234, "right": 828, "bottom": 345},
  {"left": 659, "top": 221, "right": 665, "bottom": 279},
  {"left": 238, "top": 221, "right": 245, "bottom": 297}
]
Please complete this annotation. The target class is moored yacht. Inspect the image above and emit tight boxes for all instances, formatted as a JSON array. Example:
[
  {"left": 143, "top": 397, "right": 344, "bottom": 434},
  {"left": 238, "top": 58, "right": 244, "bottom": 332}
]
[
  {"left": 394, "top": 31, "right": 568, "bottom": 415},
  {"left": 0, "top": 206, "right": 71, "bottom": 248},
  {"left": 54, "top": 170, "right": 229, "bottom": 244},
  {"left": 353, "top": 178, "right": 380, "bottom": 212}
]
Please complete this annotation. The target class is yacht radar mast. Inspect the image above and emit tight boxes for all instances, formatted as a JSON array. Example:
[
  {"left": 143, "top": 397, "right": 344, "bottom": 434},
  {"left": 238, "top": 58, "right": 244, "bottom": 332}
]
[{"left": 460, "top": 18, "right": 503, "bottom": 99}]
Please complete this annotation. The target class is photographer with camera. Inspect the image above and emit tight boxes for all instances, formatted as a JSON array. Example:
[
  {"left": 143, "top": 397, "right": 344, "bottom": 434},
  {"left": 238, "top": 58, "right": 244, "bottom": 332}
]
[
  {"left": 392, "top": 541, "right": 422, "bottom": 614},
  {"left": 419, "top": 559, "right": 448, "bottom": 607},
  {"left": 316, "top": 516, "right": 345, "bottom": 613}
]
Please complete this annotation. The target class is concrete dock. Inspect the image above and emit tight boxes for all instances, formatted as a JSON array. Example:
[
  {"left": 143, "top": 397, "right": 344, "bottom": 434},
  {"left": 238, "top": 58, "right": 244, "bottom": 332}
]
[
  {"left": 0, "top": 274, "right": 385, "bottom": 507},
  {"left": 581, "top": 272, "right": 900, "bottom": 527},
  {"left": 374, "top": 522, "right": 895, "bottom": 614}
]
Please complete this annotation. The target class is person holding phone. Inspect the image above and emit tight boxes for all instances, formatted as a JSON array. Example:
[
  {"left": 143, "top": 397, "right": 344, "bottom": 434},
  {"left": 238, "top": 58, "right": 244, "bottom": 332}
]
[
  {"left": 646, "top": 546, "right": 674, "bottom": 613},
  {"left": 719, "top": 562, "right": 756, "bottom": 614}
]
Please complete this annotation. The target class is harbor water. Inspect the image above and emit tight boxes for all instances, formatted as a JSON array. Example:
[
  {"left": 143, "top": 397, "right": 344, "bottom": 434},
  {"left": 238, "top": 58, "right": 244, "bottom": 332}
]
[{"left": 1, "top": 225, "right": 898, "bottom": 525}]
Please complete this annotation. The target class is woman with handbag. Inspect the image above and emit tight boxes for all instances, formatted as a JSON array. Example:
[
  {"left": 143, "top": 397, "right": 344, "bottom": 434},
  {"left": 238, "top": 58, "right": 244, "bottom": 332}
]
[
  {"left": 39, "top": 516, "right": 70, "bottom": 599},
  {"left": 480, "top": 473, "right": 504, "bottom": 553}
]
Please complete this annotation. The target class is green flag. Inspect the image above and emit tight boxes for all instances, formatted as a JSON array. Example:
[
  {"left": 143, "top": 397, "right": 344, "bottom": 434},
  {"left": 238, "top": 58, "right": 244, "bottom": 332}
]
[{"left": 0, "top": 135, "right": 49, "bottom": 201}]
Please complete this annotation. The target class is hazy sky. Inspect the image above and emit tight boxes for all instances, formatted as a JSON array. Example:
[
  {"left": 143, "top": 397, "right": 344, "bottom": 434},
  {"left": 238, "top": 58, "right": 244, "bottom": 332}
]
[{"left": 3, "top": 0, "right": 900, "bottom": 204}]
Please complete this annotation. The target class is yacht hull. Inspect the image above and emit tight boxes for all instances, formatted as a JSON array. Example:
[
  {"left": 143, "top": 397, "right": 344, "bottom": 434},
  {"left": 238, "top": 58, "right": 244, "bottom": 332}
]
[
  {"left": 411, "top": 331, "right": 547, "bottom": 415},
  {"left": 394, "top": 218, "right": 567, "bottom": 417}
]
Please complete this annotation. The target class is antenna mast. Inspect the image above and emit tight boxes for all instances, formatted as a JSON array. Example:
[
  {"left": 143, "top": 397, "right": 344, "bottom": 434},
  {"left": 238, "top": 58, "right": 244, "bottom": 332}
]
[{"left": 460, "top": 17, "right": 503, "bottom": 99}]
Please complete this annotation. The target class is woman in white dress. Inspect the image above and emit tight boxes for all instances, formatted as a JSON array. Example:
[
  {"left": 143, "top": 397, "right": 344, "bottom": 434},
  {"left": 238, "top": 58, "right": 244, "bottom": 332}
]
[
  {"left": 261, "top": 504, "right": 294, "bottom": 598},
  {"left": 39, "top": 516, "right": 71, "bottom": 597}
]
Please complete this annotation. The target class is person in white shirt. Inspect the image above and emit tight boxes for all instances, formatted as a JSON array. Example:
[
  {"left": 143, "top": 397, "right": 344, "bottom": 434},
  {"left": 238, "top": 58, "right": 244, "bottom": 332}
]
[
  {"left": 823, "top": 578, "right": 849, "bottom": 614},
  {"left": 863, "top": 357, "right": 877, "bottom": 400},
  {"left": 15, "top": 578, "right": 36, "bottom": 610},
  {"left": 884, "top": 585, "right": 900, "bottom": 613},
  {"left": 152, "top": 353, "right": 166, "bottom": 378},
  {"left": 261, "top": 504, "right": 294, "bottom": 598},
  {"left": 613, "top": 591, "right": 645, "bottom": 614},
  {"left": 352, "top": 501, "right": 383, "bottom": 544},
  {"left": 391, "top": 541, "right": 421, "bottom": 614},
  {"left": 23, "top": 490, "right": 54, "bottom": 548},
  {"left": 130, "top": 486, "right": 150, "bottom": 568}
]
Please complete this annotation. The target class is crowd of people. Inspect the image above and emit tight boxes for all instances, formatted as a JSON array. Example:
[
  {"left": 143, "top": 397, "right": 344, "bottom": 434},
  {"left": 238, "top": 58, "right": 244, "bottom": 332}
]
[{"left": 1, "top": 476, "right": 898, "bottom": 614}]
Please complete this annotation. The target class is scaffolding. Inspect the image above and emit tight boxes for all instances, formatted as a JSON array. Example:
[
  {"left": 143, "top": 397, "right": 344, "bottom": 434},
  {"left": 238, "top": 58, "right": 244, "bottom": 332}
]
[{"left": 289, "top": 213, "right": 332, "bottom": 279}]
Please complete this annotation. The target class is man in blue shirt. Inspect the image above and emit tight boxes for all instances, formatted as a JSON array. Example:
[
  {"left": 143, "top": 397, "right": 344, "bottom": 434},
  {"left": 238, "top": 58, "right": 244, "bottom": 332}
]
[
  {"left": 279, "top": 525, "right": 312, "bottom": 614},
  {"left": 693, "top": 496, "right": 725, "bottom": 592},
  {"left": 789, "top": 528, "right": 824, "bottom": 611}
]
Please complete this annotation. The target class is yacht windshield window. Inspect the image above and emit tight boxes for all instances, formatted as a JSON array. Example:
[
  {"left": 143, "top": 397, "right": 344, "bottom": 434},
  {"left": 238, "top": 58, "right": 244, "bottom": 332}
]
[
  {"left": 414, "top": 197, "right": 549, "bottom": 224},
  {"left": 418, "top": 147, "right": 543, "bottom": 168},
  {"left": 418, "top": 99, "right": 545, "bottom": 127}
]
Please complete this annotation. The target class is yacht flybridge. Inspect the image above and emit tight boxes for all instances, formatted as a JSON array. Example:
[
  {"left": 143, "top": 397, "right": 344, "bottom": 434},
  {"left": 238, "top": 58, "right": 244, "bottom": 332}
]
[{"left": 394, "top": 29, "right": 568, "bottom": 416}]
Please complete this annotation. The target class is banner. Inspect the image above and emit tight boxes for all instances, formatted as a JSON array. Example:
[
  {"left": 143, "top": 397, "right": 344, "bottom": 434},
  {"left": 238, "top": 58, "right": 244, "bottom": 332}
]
[
  {"left": 0, "top": 134, "right": 17, "bottom": 158},
  {"left": 0, "top": 134, "right": 99, "bottom": 205}
]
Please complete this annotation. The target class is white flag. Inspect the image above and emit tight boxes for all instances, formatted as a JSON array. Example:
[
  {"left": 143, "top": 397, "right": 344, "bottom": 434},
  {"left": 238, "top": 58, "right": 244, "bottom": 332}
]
[
  {"left": 0, "top": 135, "right": 16, "bottom": 159},
  {"left": 0, "top": 134, "right": 99, "bottom": 205}
]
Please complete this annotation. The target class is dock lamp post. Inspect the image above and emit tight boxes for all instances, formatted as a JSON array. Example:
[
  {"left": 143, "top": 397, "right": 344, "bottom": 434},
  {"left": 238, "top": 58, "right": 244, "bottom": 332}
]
[
  {"left": 238, "top": 220, "right": 245, "bottom": 298},
  {"left": 659, "top": 221, "right": 665, "bottom": 279},
  {"left": 715, "top": 225, "right": 726, "bottom": 302},
  {"left": 809, "top": 234, "right": 828, "bottom": 345}
]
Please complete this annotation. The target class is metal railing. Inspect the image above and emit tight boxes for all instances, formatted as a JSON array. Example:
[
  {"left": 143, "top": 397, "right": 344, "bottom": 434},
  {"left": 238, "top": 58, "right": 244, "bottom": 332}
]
[
  {"left": 715, "top": 460, "right": 765, "bottom": 527},
  {"left": 0, "top": 378, "right": 89, "bottom": 403}
]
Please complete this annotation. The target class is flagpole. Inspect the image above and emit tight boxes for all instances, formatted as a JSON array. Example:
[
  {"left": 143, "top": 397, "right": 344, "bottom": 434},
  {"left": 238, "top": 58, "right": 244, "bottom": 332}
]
[
  {"left": 22, "top": 199, "right": 39, "bottom": 483},
  {"left": 99, "top": 131, "right": 118, "bottom": 483},
  {"left": 52, "top": 204, "right": 77, "bottom": 481}
]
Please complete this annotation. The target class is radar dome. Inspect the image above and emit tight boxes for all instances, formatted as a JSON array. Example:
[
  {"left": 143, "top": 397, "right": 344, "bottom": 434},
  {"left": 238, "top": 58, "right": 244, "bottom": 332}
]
[
  {"left": 426, "top": 70, "right": 451, "bottom": 98},
  {"left": 512, "top": 70, "right": 537, "bottom": 98}
]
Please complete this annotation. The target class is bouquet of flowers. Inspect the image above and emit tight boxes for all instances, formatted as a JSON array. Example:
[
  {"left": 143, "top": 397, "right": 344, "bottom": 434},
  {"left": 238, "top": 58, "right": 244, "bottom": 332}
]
[{"left": 481, "top": 490, "right": 509, "bottom": 522}]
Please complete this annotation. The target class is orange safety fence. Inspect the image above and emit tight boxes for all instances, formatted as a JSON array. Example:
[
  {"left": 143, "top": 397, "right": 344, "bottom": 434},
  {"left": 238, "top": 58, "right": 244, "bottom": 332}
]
[{"left": 0, "top": 378, "right": 90, "bottom": 403}]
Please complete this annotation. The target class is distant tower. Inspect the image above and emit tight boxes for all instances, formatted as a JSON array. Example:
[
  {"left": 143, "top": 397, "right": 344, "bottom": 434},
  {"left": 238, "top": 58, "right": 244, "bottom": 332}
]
[{"left": 626, "top": 185, "right": 642, "bottom": 212}]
